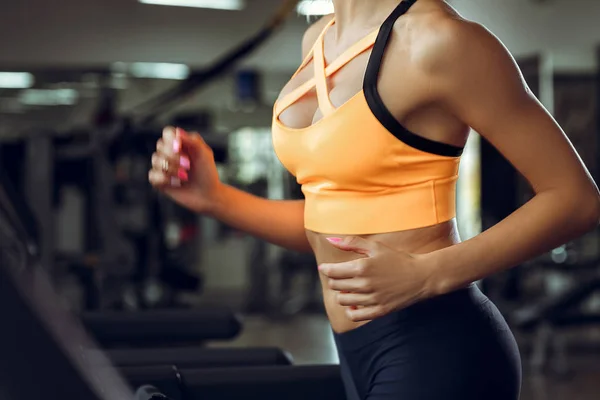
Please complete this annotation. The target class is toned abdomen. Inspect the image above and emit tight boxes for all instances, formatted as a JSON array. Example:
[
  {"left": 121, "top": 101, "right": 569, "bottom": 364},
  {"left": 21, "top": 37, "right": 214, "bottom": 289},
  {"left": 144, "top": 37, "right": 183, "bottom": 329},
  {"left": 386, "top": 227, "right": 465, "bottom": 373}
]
[{"left": 306, "top": 220, "right": 460, "bottom": 333}]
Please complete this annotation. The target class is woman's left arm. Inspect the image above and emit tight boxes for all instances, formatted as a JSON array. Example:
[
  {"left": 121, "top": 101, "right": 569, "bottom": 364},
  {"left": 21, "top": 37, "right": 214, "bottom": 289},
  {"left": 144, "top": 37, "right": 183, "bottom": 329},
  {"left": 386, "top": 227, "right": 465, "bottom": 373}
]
[
  {"left": 320, "top": 20, "right": 600, "bottom": 321},
  {"left": 423, "top": 20, "right": 600, "bottom": 295}
]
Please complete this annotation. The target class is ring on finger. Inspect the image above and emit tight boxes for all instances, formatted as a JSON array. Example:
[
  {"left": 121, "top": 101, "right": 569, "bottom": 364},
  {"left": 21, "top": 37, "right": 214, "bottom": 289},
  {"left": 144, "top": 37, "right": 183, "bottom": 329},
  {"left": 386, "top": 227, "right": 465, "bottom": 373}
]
[{"left": 161, "top": 159, "right": 169, "bottom": 173}]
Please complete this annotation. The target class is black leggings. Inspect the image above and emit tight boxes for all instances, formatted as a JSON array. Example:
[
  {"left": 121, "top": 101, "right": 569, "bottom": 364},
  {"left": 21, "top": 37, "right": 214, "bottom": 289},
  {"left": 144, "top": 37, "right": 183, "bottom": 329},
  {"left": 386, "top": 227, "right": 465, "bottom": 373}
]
[{"left": 333, "top": 283, "right": 521, "bottom": 400}]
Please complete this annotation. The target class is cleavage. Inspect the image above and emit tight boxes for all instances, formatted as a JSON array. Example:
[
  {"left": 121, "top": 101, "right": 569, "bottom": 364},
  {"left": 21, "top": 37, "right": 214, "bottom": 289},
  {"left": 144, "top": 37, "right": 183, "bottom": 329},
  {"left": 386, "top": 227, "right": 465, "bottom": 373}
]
[{"left": 277, "top": 47, "right": 372, "bottom": 130}]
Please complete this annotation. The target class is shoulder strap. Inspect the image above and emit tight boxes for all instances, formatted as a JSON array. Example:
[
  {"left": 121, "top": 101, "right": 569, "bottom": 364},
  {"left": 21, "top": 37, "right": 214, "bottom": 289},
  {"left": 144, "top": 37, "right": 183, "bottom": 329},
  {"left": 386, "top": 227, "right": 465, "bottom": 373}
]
[{"left": 364, "top": 0, "right": 419, "bottom": 88}]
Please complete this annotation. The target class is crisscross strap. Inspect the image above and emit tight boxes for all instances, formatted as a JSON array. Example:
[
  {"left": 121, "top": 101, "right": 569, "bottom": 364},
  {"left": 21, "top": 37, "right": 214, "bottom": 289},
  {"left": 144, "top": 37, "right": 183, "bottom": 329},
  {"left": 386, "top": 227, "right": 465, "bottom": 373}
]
[
  {"left": 274, "top": 19, "right": 379, "bottom": 118},
  {"left": 312, "top": 31, "right": 336, "bottom": 116},
  {"left": 288, "top": 17, "right": 335, "bottom": 82}
]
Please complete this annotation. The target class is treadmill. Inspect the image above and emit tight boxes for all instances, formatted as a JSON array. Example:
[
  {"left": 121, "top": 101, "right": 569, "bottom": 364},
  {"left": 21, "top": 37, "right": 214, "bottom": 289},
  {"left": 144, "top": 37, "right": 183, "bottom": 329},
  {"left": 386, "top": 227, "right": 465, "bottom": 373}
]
[
  {"left": 0, "top": 184, "right": 132, "bottom": 400},
  {"left": 0, "top": 171, "right": 347, "bottom": 400},
  {"left": 0, "top": 170, "right": 293, "bottom": 369},
  {"left": 0, "top": 169, "right": 244, "bottom": 348}
]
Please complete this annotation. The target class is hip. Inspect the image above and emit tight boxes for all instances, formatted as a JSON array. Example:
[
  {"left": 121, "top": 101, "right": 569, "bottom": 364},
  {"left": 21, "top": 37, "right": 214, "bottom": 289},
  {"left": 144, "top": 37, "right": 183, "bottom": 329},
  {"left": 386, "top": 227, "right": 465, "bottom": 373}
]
[
  {"left": 333, "top": 283, "right": 511, "bottom": 349},
  {"left": 333, "top": 283, "right": 522, "bottom": 399}
]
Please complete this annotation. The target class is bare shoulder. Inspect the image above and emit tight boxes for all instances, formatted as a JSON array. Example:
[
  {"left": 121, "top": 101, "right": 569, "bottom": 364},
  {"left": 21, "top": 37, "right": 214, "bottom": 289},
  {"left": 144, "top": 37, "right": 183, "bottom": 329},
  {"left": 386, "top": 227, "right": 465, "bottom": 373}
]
[
  {"left": 302, "top": 14, "right": 334, "bottom": 57},
  {"left": 400, "top": 7, "right": 518, "bottom": 81}
]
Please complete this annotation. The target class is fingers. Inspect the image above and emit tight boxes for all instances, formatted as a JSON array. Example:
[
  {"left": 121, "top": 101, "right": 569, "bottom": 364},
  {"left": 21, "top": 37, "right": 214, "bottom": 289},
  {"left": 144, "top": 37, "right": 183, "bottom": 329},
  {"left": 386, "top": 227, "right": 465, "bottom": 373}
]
[
  {"left": 319, "top": 258, "right": 367, "bottom": 280},
  {"left": 151, "top": 152, "right": 190, "bottom": 179},
  {"left": 180, "top": 129, "right": 207, "bottom": 147},
  {"left": 336, "top": 292, "right": 376, "bottom": 307},
  {"left": 162, "top": 126, "right": 196, "bottom": 157},
  {"left": 326, "top": 236, "right": 376, "bottom": 256},
  {"left": 149, "top": 127, "right": 192, "bottom": 189},
  {"left": 159, "top": 127, "right": 208, "bottom": 164},
  {"left": 148, "top": 169, "right": 181, "bottom": 188},
  {"left": 345, "top": 305, "right": 388, "bottom": 322},
  {"left": 327, "top": 277, "right": 371, "bottom": 293},
  {"left": 161, "top": 126, "right": 179, "bottom": 155}
]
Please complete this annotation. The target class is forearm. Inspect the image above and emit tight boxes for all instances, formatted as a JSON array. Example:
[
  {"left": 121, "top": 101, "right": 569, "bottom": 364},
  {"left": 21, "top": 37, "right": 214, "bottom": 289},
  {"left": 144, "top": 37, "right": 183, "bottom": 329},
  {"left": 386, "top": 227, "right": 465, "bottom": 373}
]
[
  {"left": 426, "top": 189, "right": 600, "bottom": 296},
  {"left": 207, "top": 183, "right": 312, "bottom": 253}
]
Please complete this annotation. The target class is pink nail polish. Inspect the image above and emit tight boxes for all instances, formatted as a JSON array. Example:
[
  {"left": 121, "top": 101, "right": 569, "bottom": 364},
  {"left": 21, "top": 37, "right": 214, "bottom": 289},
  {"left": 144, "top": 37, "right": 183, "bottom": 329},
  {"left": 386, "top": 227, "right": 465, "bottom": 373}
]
[
  {"left": 180, "top": 156, "right": 190, "bottom": 170},
  {"left": 173, "top": 138, "right": 181, "bottom": 153},
  {"left": 178, "top": 169, "right": 188, "bottom": 181},
  {"left": 178, "top": 127, "right": 189, "bottom": 136},
  {"left": 326, "top": 237, "right": 342, "bottom": 244}
]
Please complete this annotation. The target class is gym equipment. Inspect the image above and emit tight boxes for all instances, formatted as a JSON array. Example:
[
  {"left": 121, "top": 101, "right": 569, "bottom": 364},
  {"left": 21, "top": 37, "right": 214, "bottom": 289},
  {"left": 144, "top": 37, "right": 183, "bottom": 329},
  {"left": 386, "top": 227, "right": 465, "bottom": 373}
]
[
  {"left": 131, "top": 0, "right": 302, "bottom": 125},
  {"left": 53, "top": 126, "right": 204, "bottom": 310},
  {"left": 0, "top": 266, "right": 132, "bottom": 400},
  {"left": 105, "top": 346, "right": 293, "bottom": 368},
  {"left": 82, "top": 308, "right": 242, "bottom": 348},
  {"left": 135, "top": 385, "right": 173, "bottom": 400},
  {"left": 1, "top": 183, "right": 347, "bottom": 400},
  {"left": 0, "top": 170, "right": 38, "bottom": 253},
  {"left": 0, "top": 168, "right": 241, "bottom": 348},
  {"left": 0, "top": 186, "right": 132, "bottom": 400},
  {"left": 120, "top": 364, "right": 346, "bottom": 400},
  {"left": 271, "top": 250, "right": 322, "bottom": 318},
  {"left": 512, "top": 264, "right": 600, "bottom": 329},
  {"left": 24, "top": 133, "right": 56, "bottom": 273},
  {"left": 511, "top": 259, "right": 600, "bottom": 375}
]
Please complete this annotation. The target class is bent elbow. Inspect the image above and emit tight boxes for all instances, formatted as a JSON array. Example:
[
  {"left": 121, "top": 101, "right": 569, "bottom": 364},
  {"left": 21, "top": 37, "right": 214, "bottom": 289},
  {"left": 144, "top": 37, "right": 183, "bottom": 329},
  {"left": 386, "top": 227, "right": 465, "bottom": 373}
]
[{"left": 577, "top": 188, "right": 600, "bottom": 233}]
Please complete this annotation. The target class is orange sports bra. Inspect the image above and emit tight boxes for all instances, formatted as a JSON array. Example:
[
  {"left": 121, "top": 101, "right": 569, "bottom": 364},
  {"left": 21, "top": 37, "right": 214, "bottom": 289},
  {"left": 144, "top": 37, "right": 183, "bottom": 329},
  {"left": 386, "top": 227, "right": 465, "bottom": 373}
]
[{"left": 272, "top": 0, "right": 464, "bottom": 235}]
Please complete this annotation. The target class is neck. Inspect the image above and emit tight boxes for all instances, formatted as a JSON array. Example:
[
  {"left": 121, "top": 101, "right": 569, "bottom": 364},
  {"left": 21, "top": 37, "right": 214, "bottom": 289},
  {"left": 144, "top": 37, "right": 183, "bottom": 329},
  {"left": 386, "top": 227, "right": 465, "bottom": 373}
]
[{"left": 330, "top": 0, "right": 405, "bottom": 38}]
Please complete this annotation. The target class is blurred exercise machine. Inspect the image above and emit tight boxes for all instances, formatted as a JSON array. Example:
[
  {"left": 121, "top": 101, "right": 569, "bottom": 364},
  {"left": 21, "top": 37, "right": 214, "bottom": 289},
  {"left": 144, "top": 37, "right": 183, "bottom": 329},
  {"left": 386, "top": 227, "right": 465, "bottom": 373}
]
[
  {"left": 12, "top": 126, "right": 206, "bottom": 311},
  {"left": 121, "top": 364, "right": 345, "bottom": 400},
  {"left": 271, "top": 250, "right": 322, "bottom": 317},
  {"left": 81, "top": 307, "right": 241, "bottom": 348},
  {"left": 0, "top": 171, "right": 347, "bottom": 400},
  {"left": 0, "top": 169, "right": 242, "bottom": 348},
  {"left": 105, "top": 347, "right": 292, "bottom": 369},
  {"left": 511, "top": 256, "right": 600, "bottom": 376},
  {"left": 0, "top": 182, "right": 133, "bottom": 400}
]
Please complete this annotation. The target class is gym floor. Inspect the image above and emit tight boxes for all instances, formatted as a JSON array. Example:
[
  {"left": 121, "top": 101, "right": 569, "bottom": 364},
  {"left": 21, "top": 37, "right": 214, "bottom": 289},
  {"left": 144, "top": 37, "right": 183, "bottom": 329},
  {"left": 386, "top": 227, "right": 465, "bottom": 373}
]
[{"left": 209, "top": 314, "right": 600, "bottom": 400}]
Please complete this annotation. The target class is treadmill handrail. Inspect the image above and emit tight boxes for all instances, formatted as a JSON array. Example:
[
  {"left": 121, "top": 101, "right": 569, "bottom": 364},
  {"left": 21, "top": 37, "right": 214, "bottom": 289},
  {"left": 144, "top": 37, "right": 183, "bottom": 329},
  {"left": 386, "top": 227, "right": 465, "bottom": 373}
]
[{"left": 0, "top": 170, "right": 39, "bottom": 258}]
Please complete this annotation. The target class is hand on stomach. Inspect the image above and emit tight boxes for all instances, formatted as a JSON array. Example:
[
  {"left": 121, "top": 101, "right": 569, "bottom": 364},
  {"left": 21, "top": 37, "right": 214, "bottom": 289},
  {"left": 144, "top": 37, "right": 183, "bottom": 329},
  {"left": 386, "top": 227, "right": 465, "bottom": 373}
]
[{"left": 307, "top": 219, "right": 460, "bottom": 333}]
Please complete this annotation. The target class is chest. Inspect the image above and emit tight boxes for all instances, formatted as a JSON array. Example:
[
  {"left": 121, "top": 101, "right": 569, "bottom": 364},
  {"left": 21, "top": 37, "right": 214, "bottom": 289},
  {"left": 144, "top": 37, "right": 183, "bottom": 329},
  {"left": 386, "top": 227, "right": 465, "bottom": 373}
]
[{"left": 275, "top": 24, "right": 422, "bottom": 132}]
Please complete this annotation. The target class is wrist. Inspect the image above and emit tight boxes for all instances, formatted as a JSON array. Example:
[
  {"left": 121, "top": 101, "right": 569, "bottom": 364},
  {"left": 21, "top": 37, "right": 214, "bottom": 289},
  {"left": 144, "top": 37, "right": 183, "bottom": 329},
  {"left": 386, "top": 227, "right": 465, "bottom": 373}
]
[
  {"left": 417, "top": 249, "right": 454, "bottom": 298},
  {"left": 203, "top": 182, "right": 227, "bottom": 217}
]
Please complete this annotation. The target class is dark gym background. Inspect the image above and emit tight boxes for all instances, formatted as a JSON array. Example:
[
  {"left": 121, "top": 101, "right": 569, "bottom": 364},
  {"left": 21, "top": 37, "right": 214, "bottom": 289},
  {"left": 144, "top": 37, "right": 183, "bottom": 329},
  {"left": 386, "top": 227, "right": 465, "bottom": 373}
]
[{"left": 0, "top": 1, "right": 599, "bottom": 399}]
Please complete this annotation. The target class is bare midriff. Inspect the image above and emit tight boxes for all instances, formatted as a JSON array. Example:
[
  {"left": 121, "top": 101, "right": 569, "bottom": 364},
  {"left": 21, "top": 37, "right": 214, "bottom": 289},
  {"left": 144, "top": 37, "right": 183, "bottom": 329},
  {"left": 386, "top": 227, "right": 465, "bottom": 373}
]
[{"left": 306, "top": 219, "right": 460, "bottom": 333}]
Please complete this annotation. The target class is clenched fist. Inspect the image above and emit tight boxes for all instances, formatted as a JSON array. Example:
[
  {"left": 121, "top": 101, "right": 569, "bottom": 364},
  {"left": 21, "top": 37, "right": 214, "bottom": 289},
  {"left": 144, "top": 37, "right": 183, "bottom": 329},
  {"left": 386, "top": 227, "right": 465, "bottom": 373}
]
[{"left": 149, "top": 126, "right": 222, "bottom": 214}]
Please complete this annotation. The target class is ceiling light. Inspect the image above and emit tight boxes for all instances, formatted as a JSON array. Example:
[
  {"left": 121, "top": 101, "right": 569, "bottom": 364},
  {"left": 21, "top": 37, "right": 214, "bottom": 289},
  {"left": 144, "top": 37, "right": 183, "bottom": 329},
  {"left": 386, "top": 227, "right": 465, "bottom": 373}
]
[
  {"left": 139, "top": 0, "right": 244, "bottom": 11},
  {"left": 19, "top": 89, "right": 79, "bottom": 106},
  {"left": 112, "top": 62, "right": 190, "bottom": 80},
  {"left": 296, "top": 0, "right": 334, "bottom": 16},
  {"left": 0, "top": 72, "right": 34, "bottom": 89}
]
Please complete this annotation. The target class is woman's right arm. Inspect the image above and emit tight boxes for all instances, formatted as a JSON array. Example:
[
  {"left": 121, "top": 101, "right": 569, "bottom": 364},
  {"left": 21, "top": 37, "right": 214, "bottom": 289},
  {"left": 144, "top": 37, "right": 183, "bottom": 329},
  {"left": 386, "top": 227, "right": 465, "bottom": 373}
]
[
  {"left": 209, "top": 184, "right": 310, "bottom": 252},
  {"left": 149, "top": 128, "right": 312, "bottom": 253}
]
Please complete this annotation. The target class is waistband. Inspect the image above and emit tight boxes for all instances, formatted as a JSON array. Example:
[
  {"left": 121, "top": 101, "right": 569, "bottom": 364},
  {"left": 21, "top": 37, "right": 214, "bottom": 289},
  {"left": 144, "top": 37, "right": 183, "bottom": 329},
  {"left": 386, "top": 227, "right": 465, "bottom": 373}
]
[
  {"left": 333, "top": 283, "right": 488, "bottom": 351},
  {"left": 303, "top": 177, "right": 457, "bottom": 235}
]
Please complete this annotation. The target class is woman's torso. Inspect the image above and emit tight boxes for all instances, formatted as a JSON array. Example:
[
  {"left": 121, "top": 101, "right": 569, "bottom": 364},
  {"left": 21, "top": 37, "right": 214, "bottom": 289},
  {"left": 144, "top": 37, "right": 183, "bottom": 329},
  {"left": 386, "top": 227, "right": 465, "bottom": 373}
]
[
  {"left": 276, "top": 1, "right": 470, "bottom": 333},
  {"left": 307, "top": 223, "right": 460, "bottom": 332}
]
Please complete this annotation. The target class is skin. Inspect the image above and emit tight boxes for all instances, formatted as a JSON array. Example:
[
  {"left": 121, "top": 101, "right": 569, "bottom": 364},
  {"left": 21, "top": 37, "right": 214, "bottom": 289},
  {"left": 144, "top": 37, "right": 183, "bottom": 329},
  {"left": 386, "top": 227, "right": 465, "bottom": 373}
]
[{"left": 149, "top": 0, "right": 600, "bottom": 334}]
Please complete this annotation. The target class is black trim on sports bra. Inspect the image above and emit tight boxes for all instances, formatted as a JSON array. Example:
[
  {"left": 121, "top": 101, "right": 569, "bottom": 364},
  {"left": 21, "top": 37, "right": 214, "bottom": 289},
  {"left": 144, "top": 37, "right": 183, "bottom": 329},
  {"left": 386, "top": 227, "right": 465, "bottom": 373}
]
[{"left": 363, "top": 0, "right": 464, "bottom": 158}]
